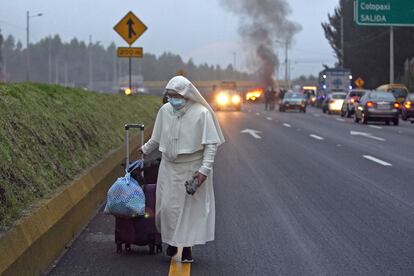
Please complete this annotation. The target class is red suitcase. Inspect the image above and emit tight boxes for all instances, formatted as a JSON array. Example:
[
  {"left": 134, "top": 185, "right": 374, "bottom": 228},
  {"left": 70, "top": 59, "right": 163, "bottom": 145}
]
[{"left": 114, "top": 124, "right": 162, "bottom": 254}]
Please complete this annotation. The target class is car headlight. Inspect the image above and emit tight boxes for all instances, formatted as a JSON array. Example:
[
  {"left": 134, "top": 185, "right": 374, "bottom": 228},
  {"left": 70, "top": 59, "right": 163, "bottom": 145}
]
[
  {"left": 124, "top": 88, "right": 132, "bottom": 96},
  {"left": 217, "top": 94, "right": 229, "bottom": 105},
  {"left": 232, "top": 95, "right": 241, "bottom": 104}
]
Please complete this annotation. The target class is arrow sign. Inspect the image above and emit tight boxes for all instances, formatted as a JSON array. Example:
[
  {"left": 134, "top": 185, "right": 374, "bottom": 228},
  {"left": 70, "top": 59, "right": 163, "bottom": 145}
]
[
  {"left": 127, "top": 19, "right": 137, "bottom": 39},
  {"left": 241, "top": 129, "right": 262, "bottom": 139},
  {"left": 114, "top": 11, "right": 147, "bottom": 45},
  {"left": 350, "top": 131, "right": 386, "bottom": 141}
]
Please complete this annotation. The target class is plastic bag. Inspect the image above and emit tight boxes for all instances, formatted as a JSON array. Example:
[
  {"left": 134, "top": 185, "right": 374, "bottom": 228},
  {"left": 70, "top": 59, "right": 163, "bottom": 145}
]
[{"left": 104, "top": 172, "right": 145, "bottom": 217}]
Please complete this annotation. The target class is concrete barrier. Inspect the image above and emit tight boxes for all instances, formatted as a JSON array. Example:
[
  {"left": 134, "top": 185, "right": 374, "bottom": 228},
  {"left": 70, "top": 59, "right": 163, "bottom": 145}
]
[{"left": 0, "top": 129, "right": 152, "bottom": 276}]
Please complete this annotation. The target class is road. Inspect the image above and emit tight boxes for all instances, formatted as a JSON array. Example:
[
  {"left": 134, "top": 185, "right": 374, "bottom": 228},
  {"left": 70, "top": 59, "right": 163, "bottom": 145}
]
[{"left": 48, "top": 103, "right": 414, "bottom": 276}]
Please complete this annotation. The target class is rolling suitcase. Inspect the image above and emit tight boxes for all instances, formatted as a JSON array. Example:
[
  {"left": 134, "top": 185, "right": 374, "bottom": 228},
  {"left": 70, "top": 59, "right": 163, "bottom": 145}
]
[{"left": 114, "top": 124, "right": 162, "bottom": 254}]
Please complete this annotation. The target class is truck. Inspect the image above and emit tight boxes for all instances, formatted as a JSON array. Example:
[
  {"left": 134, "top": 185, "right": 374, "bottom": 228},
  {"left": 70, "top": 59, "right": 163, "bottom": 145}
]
[{"left": 317, "top": 68, "right": 352, "bottom": 107}]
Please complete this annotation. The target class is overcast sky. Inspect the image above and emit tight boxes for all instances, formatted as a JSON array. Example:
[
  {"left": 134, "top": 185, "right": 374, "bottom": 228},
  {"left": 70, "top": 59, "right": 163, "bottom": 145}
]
[{"left": 0, "top": 0, "right": 339, "bottom": 78}]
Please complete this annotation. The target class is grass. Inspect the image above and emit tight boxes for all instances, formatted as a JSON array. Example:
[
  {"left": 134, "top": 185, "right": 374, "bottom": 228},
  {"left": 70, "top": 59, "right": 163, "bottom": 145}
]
[{"left": 0, "top": 83, "right": 161, "bottom": 231}]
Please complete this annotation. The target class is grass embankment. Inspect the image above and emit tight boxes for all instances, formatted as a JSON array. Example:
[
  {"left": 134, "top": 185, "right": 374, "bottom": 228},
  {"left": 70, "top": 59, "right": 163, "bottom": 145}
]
[{"left": 0, "top": 84, "right": 161, "bottom": 231}]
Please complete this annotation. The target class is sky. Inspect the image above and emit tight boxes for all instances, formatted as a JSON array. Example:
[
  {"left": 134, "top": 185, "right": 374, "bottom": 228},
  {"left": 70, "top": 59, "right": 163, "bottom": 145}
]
[{"left": 0, "top": 0, "right": 339, "bottom": 79}]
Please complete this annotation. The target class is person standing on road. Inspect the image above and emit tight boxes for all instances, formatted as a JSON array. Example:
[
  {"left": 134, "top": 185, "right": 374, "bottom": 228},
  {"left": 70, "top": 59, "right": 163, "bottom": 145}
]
[
  {"left": 264, "top": 88, "right": 270, "bottom": 111},
  {"left": 269, "top": 86, "right": 276, "bottom": 111},
  {"left": 140, "top": 76, "right": 225, "bottom": 263}
]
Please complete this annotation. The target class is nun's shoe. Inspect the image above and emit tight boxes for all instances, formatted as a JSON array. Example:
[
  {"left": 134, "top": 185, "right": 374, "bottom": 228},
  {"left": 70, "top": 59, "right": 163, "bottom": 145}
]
[
  {"left": 181, "top": 247, "right": 194, "bottom": 263},
  {"left": 166, "top": 245, "right": 178, "bottom": 257}
]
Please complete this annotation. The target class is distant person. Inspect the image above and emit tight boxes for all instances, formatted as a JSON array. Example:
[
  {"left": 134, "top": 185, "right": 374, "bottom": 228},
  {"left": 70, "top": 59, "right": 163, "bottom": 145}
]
[
  {"left": 264, "top": 87, "right": 271, "bottom": 111},
  {"left": 268, "top": 86, "right": 276, "bottom": 111},
  {"left": 140, "top": 76, "right": 225, "bottom": 263}
]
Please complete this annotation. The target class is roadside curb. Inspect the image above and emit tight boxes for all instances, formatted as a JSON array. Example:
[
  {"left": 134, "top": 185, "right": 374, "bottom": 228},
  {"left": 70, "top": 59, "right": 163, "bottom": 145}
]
[{"left": 0, "top": 128, "right": 152, "bottom": 275}]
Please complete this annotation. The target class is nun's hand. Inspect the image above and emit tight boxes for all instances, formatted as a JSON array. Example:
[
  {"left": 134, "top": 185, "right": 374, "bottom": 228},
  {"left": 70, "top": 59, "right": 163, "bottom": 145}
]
[{"left": 194, "top": 171, "right": 207, "bottom": 185}]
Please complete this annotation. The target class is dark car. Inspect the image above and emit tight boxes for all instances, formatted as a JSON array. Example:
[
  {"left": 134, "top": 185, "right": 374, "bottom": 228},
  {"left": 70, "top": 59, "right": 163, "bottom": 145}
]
[
  {"left": 279, "top": 92, "right": 307, "bottom": 112},
  {"left": 354, "top": 91, "right": 400, "bottom": 125},
  {"left": 341, "top": 89, "right": 367, "bottom": 117},
  {"left": 401, "top": 93, "right": 414, "bottom": 122}
]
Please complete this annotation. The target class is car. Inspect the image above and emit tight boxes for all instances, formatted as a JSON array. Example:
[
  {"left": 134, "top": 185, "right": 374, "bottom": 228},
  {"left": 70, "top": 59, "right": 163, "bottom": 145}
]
[
  {"left": 214, "top": 89, "right": 242, "bottom": 111},
  {"left": 322, "top": 92, "right": 347, "bottom": 114},
  {"left": 354, "top": 91, "right": 400, "bottom": 125},
  {"left": 279, "top": 92, "right": 307, "bottom": 112},
  {"left": 401, "top": 93, "right": 414, "bottom": 122},
  {"left": 340, "top": 89, "right": 368, "bottom": 117}
]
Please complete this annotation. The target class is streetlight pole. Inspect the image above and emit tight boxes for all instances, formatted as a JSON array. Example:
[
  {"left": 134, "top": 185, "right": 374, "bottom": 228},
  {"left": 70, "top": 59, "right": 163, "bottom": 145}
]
[
  {"left": 341, "top": 15, "right": 344, "bottom": 68},
  {"left": 26, "top": 11, "right": 43, "bottom": 82},
  {"left": 285, "top": 39, "right": 288, "bottom": 89},
  {"left": 275, "top": 39, "right": 289, "bottom": 89}
]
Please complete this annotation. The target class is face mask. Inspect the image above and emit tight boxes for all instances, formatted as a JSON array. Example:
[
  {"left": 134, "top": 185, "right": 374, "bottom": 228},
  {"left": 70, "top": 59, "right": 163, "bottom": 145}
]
[{"left": 168, "top": 97, "right": 187, "bottom": 110}]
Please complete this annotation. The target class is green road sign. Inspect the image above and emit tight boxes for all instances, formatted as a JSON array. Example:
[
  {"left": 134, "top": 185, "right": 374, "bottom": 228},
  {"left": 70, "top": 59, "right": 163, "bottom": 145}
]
[{"left": 355, "top": 0, "right": 414, "bottom": 26}]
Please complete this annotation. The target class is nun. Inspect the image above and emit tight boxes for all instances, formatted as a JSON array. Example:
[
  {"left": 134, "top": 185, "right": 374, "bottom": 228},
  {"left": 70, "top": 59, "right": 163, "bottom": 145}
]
[{"left": 141, "top": 76, "right": 225, "bottom": 263}]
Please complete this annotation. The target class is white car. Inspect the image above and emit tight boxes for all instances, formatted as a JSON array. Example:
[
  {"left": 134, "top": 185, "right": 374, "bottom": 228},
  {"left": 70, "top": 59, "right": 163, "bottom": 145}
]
[{"left": 322, "top": 92, "right": 347, "bottom": 114}]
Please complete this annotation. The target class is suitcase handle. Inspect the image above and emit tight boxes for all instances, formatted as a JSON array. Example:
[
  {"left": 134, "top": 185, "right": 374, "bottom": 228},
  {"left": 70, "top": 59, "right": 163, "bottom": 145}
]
[
  {"left": 125, "top": 124, "right": 145, "bottom": 168},
  {"left": 125, "top": 124, "right": 144, "bottom": 131}
]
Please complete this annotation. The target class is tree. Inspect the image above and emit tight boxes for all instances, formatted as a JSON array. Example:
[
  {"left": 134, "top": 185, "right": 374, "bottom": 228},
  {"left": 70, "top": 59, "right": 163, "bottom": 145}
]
[{"left": 322, "top": 0, "right": 414, "bottom": 88}]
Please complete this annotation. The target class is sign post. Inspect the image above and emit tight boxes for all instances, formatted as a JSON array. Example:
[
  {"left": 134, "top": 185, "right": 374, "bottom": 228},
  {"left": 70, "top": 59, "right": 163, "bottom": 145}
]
[
  {"left": 114, "top": 11, "right": 147, "bottom": 93},
  {"left": 354, "top": 0, "right": 414, "bottom": 84}
]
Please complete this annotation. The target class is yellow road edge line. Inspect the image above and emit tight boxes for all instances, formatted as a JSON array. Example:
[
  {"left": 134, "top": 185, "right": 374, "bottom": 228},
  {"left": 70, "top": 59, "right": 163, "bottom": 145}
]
[
  {"left": 168, "top": 247, "right": 191, "bottom": 276},
  {"left": 168, "top": 259, "right": 191, "bottom": 276}
]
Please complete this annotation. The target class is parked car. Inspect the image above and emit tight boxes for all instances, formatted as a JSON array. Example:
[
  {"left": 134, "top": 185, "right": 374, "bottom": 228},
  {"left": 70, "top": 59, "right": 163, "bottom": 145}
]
[
  {"left": 401, "top": 93, "right": 414, "bottom": 121},
  {"left": 354, "top": 91, "right": 400, "bottom": 125},
  {"left": 341, "top": 89, "right": 368, "bottom": 117},
  {"left": 279, "top": 92, "right": 307, "bottom": 112},
  {"left": 322, "top": 92, "right": 347, "bottom": 114}
]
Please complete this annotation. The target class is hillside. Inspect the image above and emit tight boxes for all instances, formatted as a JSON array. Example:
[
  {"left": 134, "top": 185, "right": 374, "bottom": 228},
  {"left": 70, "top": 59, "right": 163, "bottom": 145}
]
[{"left": 0, "top": 84, "right": 161, "bottom": 230}]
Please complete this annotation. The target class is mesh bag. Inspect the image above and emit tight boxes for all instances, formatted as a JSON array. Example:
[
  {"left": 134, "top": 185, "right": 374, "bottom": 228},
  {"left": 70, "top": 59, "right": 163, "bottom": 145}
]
[{"left": 104, "top": 169, "right": 146, "bottom": 217}]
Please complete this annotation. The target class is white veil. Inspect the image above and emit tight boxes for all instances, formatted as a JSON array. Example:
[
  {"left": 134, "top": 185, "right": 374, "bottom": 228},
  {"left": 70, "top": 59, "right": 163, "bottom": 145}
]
[{"left": 165, "top": 76, "right": 225, "bottom": 145}]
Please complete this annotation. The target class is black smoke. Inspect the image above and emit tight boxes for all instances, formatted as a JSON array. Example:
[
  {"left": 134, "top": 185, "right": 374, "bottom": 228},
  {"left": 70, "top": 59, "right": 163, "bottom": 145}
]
[{"left": 220, "top": 0, "right": 301, "bottom": 87}]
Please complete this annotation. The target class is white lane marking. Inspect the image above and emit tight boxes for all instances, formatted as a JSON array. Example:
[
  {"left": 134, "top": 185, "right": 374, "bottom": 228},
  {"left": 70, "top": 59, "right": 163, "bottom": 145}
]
[
  {"left": 363, "top": 155, "right": 392, "bottom": 166},
  {"left": 241, "top": 129, "right": 262, "bottom": 139},
  {"left": 256, "top": 113, "right": 261, "bottom": 116},
  {"left": 313, "top": 114, "right": 321, "bottom": 117},
  {"left": 266, "top": 117, "right": 273, "bottom": 121},
  {"left": 350, "top": 131, "right": 386, "bottom": 142},
  {"left": 310, "top": 134, "right": 324, "bottom": 140},
  {"left": 369, "top": 125, "right": 382, "bottom": 129},
  {"left": 283, "top": 123, "right": 291, "bottom": 128},
  {"left": 336, "top": 118, "right": 345, "bottom": 122}
]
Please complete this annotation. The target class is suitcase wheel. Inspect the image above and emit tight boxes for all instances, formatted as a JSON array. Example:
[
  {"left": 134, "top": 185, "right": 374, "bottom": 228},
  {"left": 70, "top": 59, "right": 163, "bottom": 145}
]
[
  {"left": 149, "top": 245, "right": 155, "bottom": 255},
  {"left": 125, "top": 244, "right": 131, "bottom": 252},
  {"left": 156, "top": 245, "right": 163, "bottom": 253},
  {"left": 116, "top": 243, "right": 123, "bottom": 254}
]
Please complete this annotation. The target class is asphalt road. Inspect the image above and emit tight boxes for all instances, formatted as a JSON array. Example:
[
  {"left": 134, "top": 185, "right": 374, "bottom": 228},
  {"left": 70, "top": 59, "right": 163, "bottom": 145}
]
[{"left": 48, "top": 103, "right": 414, "bottom": 276}]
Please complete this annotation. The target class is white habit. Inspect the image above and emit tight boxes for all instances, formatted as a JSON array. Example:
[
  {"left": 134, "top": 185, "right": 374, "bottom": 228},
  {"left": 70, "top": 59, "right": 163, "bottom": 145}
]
[{"left": 142, "top": 76, "right": 225, "bottom": 247}]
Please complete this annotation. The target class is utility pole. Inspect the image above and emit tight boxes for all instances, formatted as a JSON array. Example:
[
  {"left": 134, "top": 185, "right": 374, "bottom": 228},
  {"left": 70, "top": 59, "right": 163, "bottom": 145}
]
[
  {"left": 26, "top": 11, "right": 29, "bottom": 81},
  {"left": 285, "top": 39, "right": 288, "bottom": 89},
  {"left": 48, "top": 37, "right": 52, "bottom": 83},
  {"left": 390, "top": 26, "right": 394, "bottom": 84},
  {"left": 341, "top": 15, "right": 344, "bottom": 68},
  {"left": 88, "top": 35, "right": 93, "bottom": 90},
  {"left": 26, "top": 11, "right": 43, "bottom": 82},
  {"left": 233, "top": 52, "right": 237, "bottom": 80}
]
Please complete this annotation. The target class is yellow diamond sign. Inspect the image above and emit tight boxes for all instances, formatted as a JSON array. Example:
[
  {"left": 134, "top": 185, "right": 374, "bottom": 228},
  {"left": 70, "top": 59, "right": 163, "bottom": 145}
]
[
  {"left": 114, "top": 11, "right": 147, "bottom": 45},
  {"left": 355, "top": 77, "right": 365, "bottom": 88}
]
